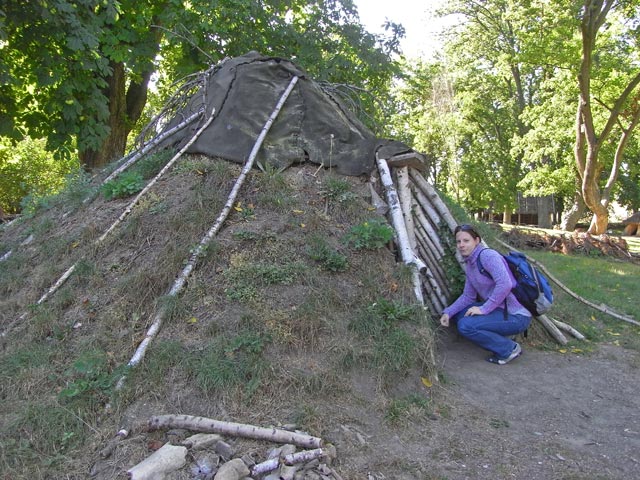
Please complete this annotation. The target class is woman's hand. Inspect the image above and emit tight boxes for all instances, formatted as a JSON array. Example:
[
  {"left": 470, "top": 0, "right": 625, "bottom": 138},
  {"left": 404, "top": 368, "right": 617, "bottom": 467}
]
[
  {"left": 464, "top": 306, "right": 482, "bottom": 316},
  {"left": 439, "top": 313, "right": 450, "bottom": 327}
]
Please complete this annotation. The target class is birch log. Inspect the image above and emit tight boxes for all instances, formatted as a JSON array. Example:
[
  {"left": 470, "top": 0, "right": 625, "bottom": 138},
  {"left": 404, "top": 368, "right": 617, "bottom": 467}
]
[
  {"left": 375, "top": 155, "right": 424, "bottom": 305},
  {"left": 551, "top": 318, "right": 586, "bottom": 340},
  {"left": 251, "top": 448, "right": 327, "bottom": 476},
  {"left": 409, "top": 169, "right": 458, "bottom": 232},
  {"left": 101, "top": 110, "right": 202, "bottom": 186},
  {"left": 535, "top": 314, "right": 568, "bottom": 345},
  {"left": 115, "top": 76, "right": 299, "bottom": 388},
  {"left": 147, "top": 414, "right": 322, "bottom": 449},
  {"left": 411, "top": 196, "right": 446, "bottom": 258},
  {"left": 414, "top": 234, "right": 450, "bottom": 298},
  {"left": 414, "top": 226, "right": 448, "bottom": 285},
  {"left": 396, "top": 167, "right": 417, "bottom": 250}
]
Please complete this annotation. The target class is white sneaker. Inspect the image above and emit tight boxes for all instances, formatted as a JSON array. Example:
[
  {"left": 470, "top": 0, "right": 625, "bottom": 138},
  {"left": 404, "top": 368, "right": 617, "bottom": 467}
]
[{"left": 488, "top": 343, "right": 522, "bottom": 365}]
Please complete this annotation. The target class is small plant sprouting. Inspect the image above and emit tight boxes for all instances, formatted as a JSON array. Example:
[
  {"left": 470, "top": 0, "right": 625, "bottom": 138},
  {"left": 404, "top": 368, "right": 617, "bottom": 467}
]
[
  {"left": 58, "top": 350, "right": 123, "bottom": 406},
  {"left": 385, "top": 394, "right": 431, "bottom": 423},
  {"left": 306, "top": 235, "right": 348, "bottom": 272},
  {"left": 320, "top": 176, "right": 357, "bottom": 204},
  {"left": 101, "top": 171, "right": 145, "bottom": 200},
  {"left": 344, "top": 218, "right": 394, "bottom": 250}
]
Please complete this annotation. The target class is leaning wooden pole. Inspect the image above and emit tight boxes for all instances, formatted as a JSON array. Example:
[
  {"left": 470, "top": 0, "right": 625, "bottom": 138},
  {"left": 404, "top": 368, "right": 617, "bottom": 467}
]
[
  {"left": 146, "top": 414, "right": 322, "bottom": 449},
  {"left": 409, "top": 170, "right": 458, "bottom": 232},
  {"left": 115, "top": 76, "right": 300, "bottom": 389},
  {"left": 375, "top": 154, "right": 424, "bottom": 305},
  {"left": 98, "top": 109, "right": 214, "bottom": 243},
  {"left": 101, "top": 110, "right": 203, "bottom": 186}
]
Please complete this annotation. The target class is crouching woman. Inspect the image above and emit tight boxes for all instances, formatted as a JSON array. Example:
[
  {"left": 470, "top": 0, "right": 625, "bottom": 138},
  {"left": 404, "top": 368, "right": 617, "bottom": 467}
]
[{"left": 439, "top": 224, "right": 531, "bottom": 364}]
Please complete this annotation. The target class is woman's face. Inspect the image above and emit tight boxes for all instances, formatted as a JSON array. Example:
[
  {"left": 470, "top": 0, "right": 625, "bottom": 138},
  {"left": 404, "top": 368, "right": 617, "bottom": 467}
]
[{"left": 456, "top": 231, "right": 480, "bottom": 257}]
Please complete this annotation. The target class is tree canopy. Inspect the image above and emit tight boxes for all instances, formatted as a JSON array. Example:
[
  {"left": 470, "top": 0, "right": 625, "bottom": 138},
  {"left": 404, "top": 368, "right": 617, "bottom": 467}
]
[
  {"left": 0, "top": 0, "right": 402, "bottom": 170},
  {"left": 393, "top": 0, "right": 640, "bottom": 232}
]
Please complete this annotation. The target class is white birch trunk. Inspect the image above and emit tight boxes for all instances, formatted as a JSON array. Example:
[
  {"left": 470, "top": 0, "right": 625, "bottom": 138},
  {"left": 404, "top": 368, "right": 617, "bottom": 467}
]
[
  {"left": 375, "top": 155, "right": 424, "bottom": 305},
  {"left": 409, "top": 169, "right": 458, "bottom": 232},
  {"left": 251, "top": 448, "right": 327, "bottom": 476},
  {"left": 396, "top": 167, "right": 417, "bottom": 250},
  {"left": 551, "top": 318, "right": 586, "bottom": 340},
  {"left": 147, "top": 414, "right": 322, "bottom": 449},
  {"left": 535, "top": 314, "right": 568, "bottom": 345},
  {"left": 102, "top": 110, "right": 202, "bottom": 186}
]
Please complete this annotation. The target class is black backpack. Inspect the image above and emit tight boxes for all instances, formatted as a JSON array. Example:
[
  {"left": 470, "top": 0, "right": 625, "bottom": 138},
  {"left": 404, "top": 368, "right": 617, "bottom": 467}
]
[{"left": 477, "top": 249, "right": 553, "bottom": 317}]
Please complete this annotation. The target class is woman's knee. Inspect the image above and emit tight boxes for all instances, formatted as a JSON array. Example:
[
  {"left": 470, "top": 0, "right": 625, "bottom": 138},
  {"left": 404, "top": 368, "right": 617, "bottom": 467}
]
[{"left": 457, "top": 316, "right": 476, "bottom": 336}]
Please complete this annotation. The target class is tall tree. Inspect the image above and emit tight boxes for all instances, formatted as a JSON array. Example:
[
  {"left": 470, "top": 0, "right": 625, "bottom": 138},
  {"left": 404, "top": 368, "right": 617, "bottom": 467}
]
[
  {"left": 575, "top": 0, "right": 640, "bottom": 233},
  {"left": 0, "top": 0, "right": 401, "bottom": 170},
  {"left": 434, "top": 0, "right": 546, "bottom": 221}
]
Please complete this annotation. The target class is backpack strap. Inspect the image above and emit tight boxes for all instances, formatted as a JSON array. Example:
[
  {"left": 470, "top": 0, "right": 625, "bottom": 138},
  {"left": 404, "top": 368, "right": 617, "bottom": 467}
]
[
  {"left": 476, "top": 248, "right": 491, "bottom": 279},
  {"left": 476, "top": 248, "right": 507, "bottom": 320}
]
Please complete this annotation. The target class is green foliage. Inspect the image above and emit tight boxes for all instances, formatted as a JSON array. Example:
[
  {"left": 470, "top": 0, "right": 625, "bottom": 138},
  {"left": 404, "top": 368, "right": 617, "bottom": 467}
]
[
  {"left": 348, "top": 299, "right": 422, "bottom": 377},
  {"left": 350, "top": 299, "right": 417, "bottom": 338},
  {"left": 1, "top": 0, "right": 400, "bottom": 173},
  {"left": 0, "top": 137, "right": 80, "bottom": 214},
  {"left": 6, "top": 403, "right": 87, "bottom": 461},
  {"left": 320, "top": 176, "right": 358, "bottom": 204},
  {"left": 344, "top": 218, "right": 394, "bottom": 250},
  {"left": 306, "top": 235, "right": 348, "bottom": 272},
  {"left": 58, "top": 349, "right": 122, "bottom": 408},
  {"left": 101, "top": 171, "right": 145, "bottom": 200},
  {"left": 130, "top": 150, "right": 173, "bottom": 179},
  {"left": 188, "top": 331, "right": 270, "bottom": 396}
]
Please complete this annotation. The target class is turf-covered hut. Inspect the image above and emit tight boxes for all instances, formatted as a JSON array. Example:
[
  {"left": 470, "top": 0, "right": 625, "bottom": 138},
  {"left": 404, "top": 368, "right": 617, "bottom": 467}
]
[{"left": 159, "top": 51, "right": 399, "bottom": 176}]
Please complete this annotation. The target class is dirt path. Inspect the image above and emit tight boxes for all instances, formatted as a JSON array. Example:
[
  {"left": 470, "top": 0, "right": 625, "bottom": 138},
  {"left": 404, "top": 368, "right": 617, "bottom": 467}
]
[{"left": 430, "top": 331, "right": 640, "bottom": 479}]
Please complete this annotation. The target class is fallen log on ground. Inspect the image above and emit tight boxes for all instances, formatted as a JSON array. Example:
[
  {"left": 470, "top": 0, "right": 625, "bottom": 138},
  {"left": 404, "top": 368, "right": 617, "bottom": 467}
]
[{"left": 146, "top": 414, "right": 323, "bottom": 449}]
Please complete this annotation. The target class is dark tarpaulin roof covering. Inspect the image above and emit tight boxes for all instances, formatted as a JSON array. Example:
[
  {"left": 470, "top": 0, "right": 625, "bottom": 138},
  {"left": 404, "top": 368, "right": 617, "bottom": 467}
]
[{"left": 160, "top": 52, "right": 411, "bottom": 176}]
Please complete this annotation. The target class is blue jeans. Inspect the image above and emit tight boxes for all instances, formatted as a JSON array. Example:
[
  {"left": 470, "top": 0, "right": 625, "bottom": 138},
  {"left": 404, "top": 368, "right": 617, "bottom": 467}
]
[{"left": 451, "top": 302, "right": 531, "bottom": 359}]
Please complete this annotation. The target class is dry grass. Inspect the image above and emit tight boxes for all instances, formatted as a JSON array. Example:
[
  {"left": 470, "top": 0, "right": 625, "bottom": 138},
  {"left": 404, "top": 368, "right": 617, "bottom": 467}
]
[{"left": 0, "top": 156, "right": 438, "bottom": 478}]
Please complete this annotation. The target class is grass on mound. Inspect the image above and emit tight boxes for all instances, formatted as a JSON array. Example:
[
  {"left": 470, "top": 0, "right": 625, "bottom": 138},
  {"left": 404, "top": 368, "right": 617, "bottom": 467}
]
[{"left": 0, "top": 157, "right": 439, "bottom": 478}]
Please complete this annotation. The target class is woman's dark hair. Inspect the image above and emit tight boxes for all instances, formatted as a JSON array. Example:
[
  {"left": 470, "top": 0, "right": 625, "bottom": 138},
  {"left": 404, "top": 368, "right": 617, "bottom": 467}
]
[{"left": 454, "top": 224, "right": 481, "bottom": 240}]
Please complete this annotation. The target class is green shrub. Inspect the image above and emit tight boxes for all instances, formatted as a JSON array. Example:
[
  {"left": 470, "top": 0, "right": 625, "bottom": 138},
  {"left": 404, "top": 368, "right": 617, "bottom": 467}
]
[
  {"left": 306, "top": 235, "right": 348, "bottom": 272},
  {"left": 58, "top": 349, "right": 123, "bottom": 409},
  {"left": 345, "top": 218, "right": 394, "bottom": 249},
  {"left": 188, "top": 331, "right": 270, "bottom": 396},
  {"left": 0, "top": 136, "right": 79, "bottom": 214},
  {"left": 101, "top": 171, "right": 145, "bottom": 200},
  {"left": 320, "top": 176, "right": 358, "bottom": 203}
]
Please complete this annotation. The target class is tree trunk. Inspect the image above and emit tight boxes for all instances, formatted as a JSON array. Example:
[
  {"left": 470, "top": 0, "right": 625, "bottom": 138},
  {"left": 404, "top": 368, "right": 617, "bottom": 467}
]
[
  {"left": 503, "top": 206, "right": 512, "bottom": 225},
  {"left": 80, "top": 61, "right": 129, "bottom": 170},
  {"left": 560, "top": 191, "right": 585, "bottom": 231},
  {"left": 80, "top": 25, "right": 162, "bottom": 170}
]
